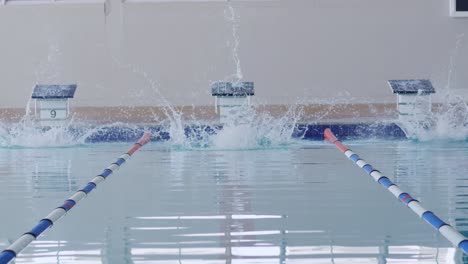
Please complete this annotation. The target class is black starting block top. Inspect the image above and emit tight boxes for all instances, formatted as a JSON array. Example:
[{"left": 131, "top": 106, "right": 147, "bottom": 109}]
[
  {"left": 388, "top": 79, "right": 435, "bottom": 95},
  {"left": 32, "top": 84, "right": 77, "bottom": 99},
  {"left": 211, "top": 81, "right": 254, "bottom": 96}
]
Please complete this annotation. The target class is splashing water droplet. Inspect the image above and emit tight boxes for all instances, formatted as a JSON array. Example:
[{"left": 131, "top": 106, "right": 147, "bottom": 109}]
[{"left": 397, "top": 93, "right": 468, "bottom": 141}]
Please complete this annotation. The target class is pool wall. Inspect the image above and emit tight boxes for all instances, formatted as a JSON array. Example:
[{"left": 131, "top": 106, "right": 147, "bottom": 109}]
[
  {"left": 71, "top": 122, "right": 406, "bottom": 143},
  {"left": 0, "top": 0, "right": 467, "bottom": 110}
]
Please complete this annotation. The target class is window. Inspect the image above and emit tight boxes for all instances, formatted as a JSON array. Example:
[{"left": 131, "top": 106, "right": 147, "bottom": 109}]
[{"left": 451, "top": 0, "right": 468, "bottom": 17}]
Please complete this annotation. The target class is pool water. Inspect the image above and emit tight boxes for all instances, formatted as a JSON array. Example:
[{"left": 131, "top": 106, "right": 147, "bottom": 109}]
[{"left": 0, "top": 139, "right": 467, "bottom": 263}]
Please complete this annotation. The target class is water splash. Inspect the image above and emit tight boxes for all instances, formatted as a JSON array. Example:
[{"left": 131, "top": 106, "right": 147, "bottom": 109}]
[
  {"left": 0, "top": 18, "right": 299, "bottom": 149},
  {"left": 432, "top": 96, "right": 468, "bottom": 139},
  {"left": 94, "top": 3, "right": 303, "bottom": 150},
  {"left": 0, "top": 119, "right": 85, "bottom": 148},
  {"left": 399, "top": 94, "right": 468, "bottom": 141},
  {"left": 446, "top": 33, "right": 465, "bottom": 91},
  {"left": 224, "top": 2, "right": 243, "bottom": 84},
  {"left": 34, "top": 43, "right": 63, "bottom": 84},
  {"left": 0, "top": 42, "right": 88, "bottom": 148},
  {"left": 109, "top": 60, "right": 191, "bottom": 148},
  {"left": 397, "top": 34, "right": 468, "bottom": 141},
  {"left": 0, "top": 87, "right": 83, "bottom": 148},
  {"left": 191, "top": 103, "right": 305, "bottom": 150},
  {"left": 109, "top": 56, "right": 305, "bottom": 150}
]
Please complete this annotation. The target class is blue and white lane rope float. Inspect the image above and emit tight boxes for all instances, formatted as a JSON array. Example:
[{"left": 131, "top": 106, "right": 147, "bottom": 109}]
[
  {"left": 0, "top": 132, "right": 152, "bottom": 264},
  {"left": 324, "top": 128, "right": 468, "bottom": 254}
]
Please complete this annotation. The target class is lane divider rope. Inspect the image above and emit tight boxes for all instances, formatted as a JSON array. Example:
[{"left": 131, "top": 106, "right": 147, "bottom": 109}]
[
  {"left": 0, "top": 132, "right": 152, "bottom": 264},
  {"left": 324, "top": 128, "right": 468, "bottom": 254}
]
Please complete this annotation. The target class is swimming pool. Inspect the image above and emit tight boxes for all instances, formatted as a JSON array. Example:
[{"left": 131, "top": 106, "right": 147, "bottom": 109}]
[{"left": 1, "top": 137, "right": 467, "bottom": 263}]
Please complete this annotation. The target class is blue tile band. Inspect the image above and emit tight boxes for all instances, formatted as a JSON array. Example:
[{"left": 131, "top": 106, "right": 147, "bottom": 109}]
[{"left": 82, "top": 123, "right": 406, "bottom": 143}]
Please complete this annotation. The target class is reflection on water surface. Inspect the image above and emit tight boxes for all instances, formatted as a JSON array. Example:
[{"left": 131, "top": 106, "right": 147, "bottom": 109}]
[{"left": 0, "top": 140, "right": 467, "bottom": 263}]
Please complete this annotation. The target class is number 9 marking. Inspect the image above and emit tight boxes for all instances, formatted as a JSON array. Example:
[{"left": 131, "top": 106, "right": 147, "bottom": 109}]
[{"left": 50, "top": 109, "right": 57, "bottom": 118}]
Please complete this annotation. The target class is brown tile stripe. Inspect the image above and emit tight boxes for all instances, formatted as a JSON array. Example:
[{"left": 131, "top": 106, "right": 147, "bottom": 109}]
[{"left": 0, "top": 104, "right": 398, "bottom": 124}]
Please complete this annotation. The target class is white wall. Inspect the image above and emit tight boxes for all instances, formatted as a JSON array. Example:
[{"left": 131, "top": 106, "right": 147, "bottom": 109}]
[{"left": 0, "top": 0, "right": 467, "bottom": 108}]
